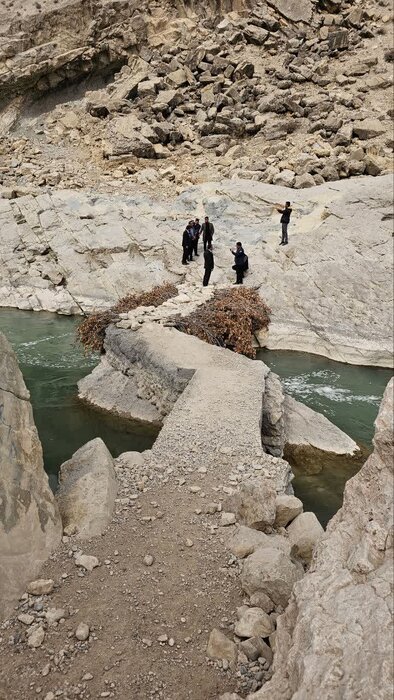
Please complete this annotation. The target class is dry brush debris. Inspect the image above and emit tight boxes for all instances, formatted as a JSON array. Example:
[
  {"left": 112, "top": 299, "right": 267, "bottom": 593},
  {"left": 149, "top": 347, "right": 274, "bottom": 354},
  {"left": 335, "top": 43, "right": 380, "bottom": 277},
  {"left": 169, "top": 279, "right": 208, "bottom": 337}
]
[
  {"left": 173, "top": 287, "right": 271, "bottom": 358},
  {"left": 76, "top": 282, "right": 178, "bottom": 352}
]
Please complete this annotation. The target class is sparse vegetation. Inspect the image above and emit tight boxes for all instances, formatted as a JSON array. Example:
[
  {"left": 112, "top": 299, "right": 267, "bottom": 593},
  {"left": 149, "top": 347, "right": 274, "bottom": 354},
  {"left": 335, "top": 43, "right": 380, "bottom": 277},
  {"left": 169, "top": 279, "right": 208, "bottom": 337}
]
[
  {"left": 76, "top": 283, "right": 178, "bottom": 353},
  {"left": 173, "top": 287, "right": 271, "bottom": 359}
]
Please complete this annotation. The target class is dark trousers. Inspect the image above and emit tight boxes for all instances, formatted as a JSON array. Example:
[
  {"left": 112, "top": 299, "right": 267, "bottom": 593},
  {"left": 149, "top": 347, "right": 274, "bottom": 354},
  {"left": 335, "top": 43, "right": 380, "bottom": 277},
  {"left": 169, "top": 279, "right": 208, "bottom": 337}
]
[
  {"left": 203, "top": 268, "right": 212, "bottom": 286},
  {"left": 203, "top": 236, "right": 212, "bottom": 251},
  {"left": 233, "top": 265, "right": 244, "bottom": 284},
  {"left": 281, "top": 223, "right": 288, "bottom": 244},
  {"left": 193, "top": 238, "right": 199, "bottom": 256},
  {"left": 182, "top": 246, "right": 188, "bottom": 264}
]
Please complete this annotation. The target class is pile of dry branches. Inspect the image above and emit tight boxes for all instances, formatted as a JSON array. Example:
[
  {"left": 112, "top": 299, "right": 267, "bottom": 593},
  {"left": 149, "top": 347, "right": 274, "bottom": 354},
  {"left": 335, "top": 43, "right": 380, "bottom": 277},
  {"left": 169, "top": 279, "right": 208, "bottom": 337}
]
[
  {"left": 76, "top": 282, "right": 178, "bottom": 353},
  {"left": 173, "top": 287, "right": 271, "bottom": 358}
]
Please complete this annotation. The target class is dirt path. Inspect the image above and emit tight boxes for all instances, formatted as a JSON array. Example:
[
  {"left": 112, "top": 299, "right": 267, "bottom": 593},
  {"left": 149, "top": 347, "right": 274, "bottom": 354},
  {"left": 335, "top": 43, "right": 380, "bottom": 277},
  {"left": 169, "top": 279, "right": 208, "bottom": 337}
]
[{"left": 0, "top": 463, "right": 243, "bottom": 700}]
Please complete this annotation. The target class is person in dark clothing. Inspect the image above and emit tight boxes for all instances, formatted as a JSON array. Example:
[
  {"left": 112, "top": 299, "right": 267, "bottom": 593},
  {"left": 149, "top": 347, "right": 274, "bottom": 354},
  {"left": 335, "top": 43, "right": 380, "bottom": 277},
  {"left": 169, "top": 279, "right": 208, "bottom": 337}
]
[
  {"left": 192, "top": 218, "right": 201, "bottom": 257},
  {"left": 203, "top": 246, "right": 214, "bottom": 286},
  {"left": 231, "top": 242, "right": 246, "bottom": 284},
  {"left": 276, "top": 201, "right": 292, "bottom": 245},
  {"left": 187, "top": 220, "right": 195, "bottom": 261},
  {"left": 201, "top": 216, "right": 214, "bottom": 251},
  {"left": 182, "top": 225, "right": 191, "bottom": 265}
]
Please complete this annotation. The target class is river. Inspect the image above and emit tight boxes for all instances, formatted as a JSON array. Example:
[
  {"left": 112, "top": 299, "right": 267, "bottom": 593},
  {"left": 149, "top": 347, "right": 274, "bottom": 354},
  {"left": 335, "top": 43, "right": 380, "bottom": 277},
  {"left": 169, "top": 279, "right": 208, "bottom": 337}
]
[
  {"left": 1, "top": 308, "right": 391, "bottom": 524},
  {"left": 0, "top": 308, "right": 158, "bottom": 491},
  {"left": 257, "top": 349, "right": 392, "bottom": 525}
]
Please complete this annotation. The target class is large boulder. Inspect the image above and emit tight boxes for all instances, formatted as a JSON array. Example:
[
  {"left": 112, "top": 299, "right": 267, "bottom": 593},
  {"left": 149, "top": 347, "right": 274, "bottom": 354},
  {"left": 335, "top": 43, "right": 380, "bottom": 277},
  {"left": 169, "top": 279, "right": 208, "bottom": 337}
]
[
  {"left": 287, "top": 512, "right": 324, "bottom": 564},
  {"left": 0, "top": 333, "right": 62, "bottom": 618},
  {"left": 228, "top": 478, "right": 277, "bottom": 531},
  {"left": 56, "top": 438, "right": 118, "bottom": 538},
  {"left": 274, "top": 494, "right": 303, "bottom": 528},
  {"left": 227, "top": 525, "right": 291, "bottom": 559},
  {"left": 248, "top": 379, "right": 394, "bottom": 700},
  {"left": 284, "top": 395, "right": 359, "bottom": 456},
  {"left": 267, "top": 0, "right": 313, "bottom": 23},
  {"left": 241, "top": 547, "right": 304, "bottom": 607}
]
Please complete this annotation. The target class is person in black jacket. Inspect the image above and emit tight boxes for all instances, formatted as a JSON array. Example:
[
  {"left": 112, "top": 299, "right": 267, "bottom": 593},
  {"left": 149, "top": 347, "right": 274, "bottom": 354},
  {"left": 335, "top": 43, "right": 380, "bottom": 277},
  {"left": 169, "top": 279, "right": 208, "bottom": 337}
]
[
  {"left": 203, "top": 246, "right": 214, "bottom": 286},
  {"left": 192, "top": 218, "right": 201, "bottom": 257},
  {"left": 231, "top": 242, "right": 246, "bottom": 284},
  {"left": 201, "top": 216, "right": 214, "bottom": 251},
  {"left": 182, "top": 225, "right": 191, "bottom": 265},
  {"left": 276, "top": 201, "right": 292, "bottom": 245}
]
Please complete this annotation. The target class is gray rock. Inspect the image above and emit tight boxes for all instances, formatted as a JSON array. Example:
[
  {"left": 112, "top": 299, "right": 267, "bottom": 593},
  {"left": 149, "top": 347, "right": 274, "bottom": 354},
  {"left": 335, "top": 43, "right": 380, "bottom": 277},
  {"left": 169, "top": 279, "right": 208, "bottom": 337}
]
[
  {"left": 241, "top": 636, "right": 273, "bottom": 664},
  {"left": 266, "top": 0, "right": 312, "bottom": 22},
  {"left": 57, "top": 438, "right": 118, "bottom": 539},
  {"left": 235, "top": 607, "right": 275, "bottom": 638},
  {"left": 207, "top": 628, "right": 237, "bottom": 664},
  {"left": 227, "top": 525, "right": 291, "bottom": 559},
  {"left": 287, "top": 512, "right": 324, "bottom": 563},
  {"left": 74, "top": 553, "right": 99, "bottom": 571},
  {"left": 230, "top": 479, "right": 277, "bottom": 531},
  {"left": 27, "top": 626, "right": 45, "bottom": 648},
  {"left": 352, "top": 118, "right": 385, "bottom": 140},
  {"left": 27, "top": 579, "right": 55, "bottom": 596},
  {"left": 274, "top": 495, "right": 303, "bottom": 528},
  {"left": 75, "top": 622, "right": 90, "bottom": 641},
  {"left": 241, "top": 547, "right": 304, "bottom": 607}
]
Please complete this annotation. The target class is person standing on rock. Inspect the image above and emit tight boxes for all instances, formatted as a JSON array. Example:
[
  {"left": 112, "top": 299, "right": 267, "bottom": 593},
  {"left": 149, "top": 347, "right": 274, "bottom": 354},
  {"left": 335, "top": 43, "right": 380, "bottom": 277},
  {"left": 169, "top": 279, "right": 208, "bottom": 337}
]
[
  {"left": 203, "top": 246, "right": 214, "bottom": 287},
  {"left": 182, "top": 224, "right": 191, "bottom": 265},
  {"left": 231, "top": 242, "right": 247, "bottom": 285},
  {"left": 202, "top": 216, "right": 214, "bottom": 251},
  {"left": 276, "top": 201, "right": 292, "bottom": 246},
  {"left": 187, "top": 220, "right": 195, "bottom": 261},
  {"left": 192, "top": 218, "right": 201, "bottom": 257}
]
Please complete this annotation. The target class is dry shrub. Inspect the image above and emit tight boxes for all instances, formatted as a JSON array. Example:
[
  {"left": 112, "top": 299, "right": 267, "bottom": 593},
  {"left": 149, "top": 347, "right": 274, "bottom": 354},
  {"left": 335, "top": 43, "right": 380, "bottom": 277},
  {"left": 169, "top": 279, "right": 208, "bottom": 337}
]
[
  {"left": 173, "top": 287, "right": 271, "bottom": 358},
  {"left": 77, "top": 282, "right": 178, "bottom": 353}
]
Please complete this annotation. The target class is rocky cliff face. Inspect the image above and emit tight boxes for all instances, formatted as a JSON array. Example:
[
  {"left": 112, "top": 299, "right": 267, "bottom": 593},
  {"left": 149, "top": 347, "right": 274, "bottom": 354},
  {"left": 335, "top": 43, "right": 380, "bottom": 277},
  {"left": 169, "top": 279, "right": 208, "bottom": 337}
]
[
  {"left": 249, "top": 377, "right": 394, "bottom": 700},
  {"left": 0, "top": 332, "right": 62, "bottom": 618},
  {"left": 0, "top": 0, "right": 392, "bottom": 195}
]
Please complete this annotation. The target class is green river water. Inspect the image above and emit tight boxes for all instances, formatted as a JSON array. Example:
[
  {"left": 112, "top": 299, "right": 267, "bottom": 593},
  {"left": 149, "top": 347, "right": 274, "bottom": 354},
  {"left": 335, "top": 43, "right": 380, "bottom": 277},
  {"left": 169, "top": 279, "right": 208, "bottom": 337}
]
[
  {"left": 1, "top": 308, "right": 392, "bottom": 525},
  {"left": 0, "top": 309, "right": 159, "bottom": 491}
]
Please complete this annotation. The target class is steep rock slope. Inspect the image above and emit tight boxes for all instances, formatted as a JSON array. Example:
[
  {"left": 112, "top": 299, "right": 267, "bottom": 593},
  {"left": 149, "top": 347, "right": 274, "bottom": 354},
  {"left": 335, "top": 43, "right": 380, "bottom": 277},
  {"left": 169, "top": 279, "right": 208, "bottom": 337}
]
[
  {"left": 249, "top": 377, "right": 394, "bottom": 700},
  {"left": 0, "top": 0, "right": 392, "bottom": 194},
  {"left": 0, "top": 332, "right": 62, "bottom": 618}
]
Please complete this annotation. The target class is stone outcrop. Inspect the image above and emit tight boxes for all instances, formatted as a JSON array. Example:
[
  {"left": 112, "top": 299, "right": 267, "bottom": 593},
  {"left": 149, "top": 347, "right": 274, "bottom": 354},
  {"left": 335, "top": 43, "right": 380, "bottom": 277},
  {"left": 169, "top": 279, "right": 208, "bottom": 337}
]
[
  {"left": 0, "top": 332, "right": 62, "bottom": 618},
  {"left": 1, "top": 176, "right": 392, "bottom": 367},
  {"left": 283, "top": 394, "right": 360, "bottom": 472},
  {"left": 56, "top": 438, "right": 118, "bottom": 538},
  {"left": 248, "top": 378, "right": 394, "bottom": 700},
  {"left": 1, "top": 0, "right": 392, "bottom": 194}
]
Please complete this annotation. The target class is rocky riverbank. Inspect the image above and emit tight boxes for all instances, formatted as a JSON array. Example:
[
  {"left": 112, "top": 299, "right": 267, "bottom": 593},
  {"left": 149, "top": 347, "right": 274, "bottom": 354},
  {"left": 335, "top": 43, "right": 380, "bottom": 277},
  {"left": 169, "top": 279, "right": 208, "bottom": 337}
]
[
  {"left": 1, "top": 176, "right": 393, "bottom": 366},
  {"left": 0, "top": 318, "right": 392, "bottom": 699}
]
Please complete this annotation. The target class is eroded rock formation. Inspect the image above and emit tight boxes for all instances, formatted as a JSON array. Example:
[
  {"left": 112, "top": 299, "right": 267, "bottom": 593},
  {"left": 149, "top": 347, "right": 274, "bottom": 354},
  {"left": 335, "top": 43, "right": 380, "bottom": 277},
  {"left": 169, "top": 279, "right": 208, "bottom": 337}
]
[
  {"left": 1, "top": 177, "right": 392, "bottom": 365},
  {"left": 0, "top": 332, "right": 62, "bottom": 618},
  {"left": 248, "top": 378, "right": 394, "bottom": 700}
]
